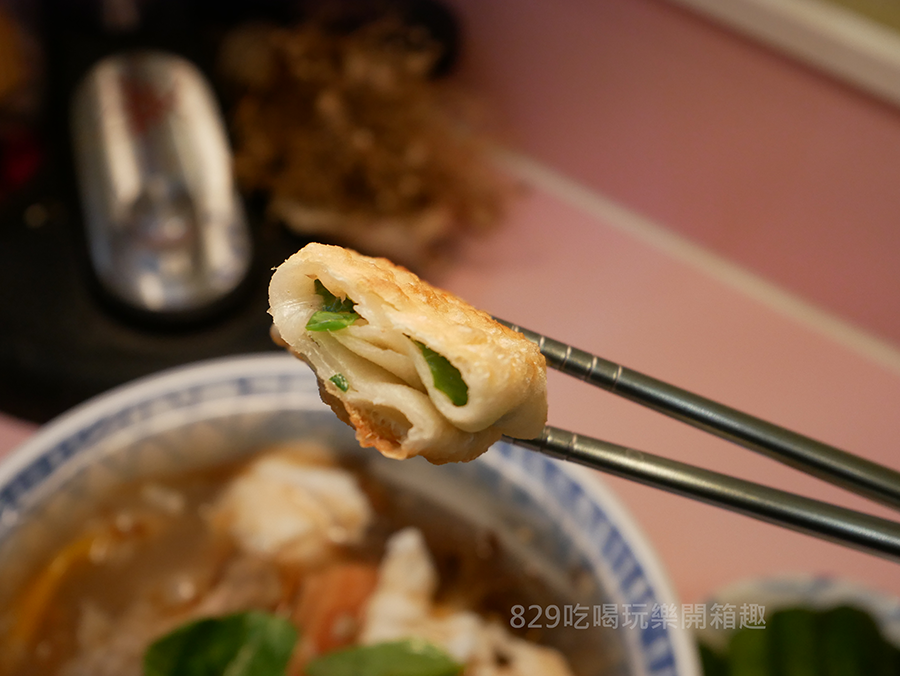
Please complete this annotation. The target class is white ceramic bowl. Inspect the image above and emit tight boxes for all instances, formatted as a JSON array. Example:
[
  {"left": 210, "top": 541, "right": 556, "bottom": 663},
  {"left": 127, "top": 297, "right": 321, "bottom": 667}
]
[{"left": 0, "top": 354, "right": 700, "bottom": 676}]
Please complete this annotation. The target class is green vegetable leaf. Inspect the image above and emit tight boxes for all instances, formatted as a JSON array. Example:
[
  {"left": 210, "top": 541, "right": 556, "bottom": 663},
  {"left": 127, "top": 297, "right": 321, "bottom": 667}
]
[
  {"left": 769, "top": 607, "right": 818, "bottom": 676},
  {"left": 143, "top": 611, "right": 297, "bottom": 676},
  {"left": 307, "top": 311, "right": 360, "bottom": 331},
  {"left": 726, "top": 623, "right": 769, "bottom": 676},
  {"left": 330, "top": 373, "right": 350, "bottom": 392},
  {"left": 307, "top": 280, "right": 359, "bottom": 331},
  {"left": 697, "top": 643, "right": 728, "bottom": 676},
  {"left": 699, "top": 604, "right": 900, "bottom": 676},
  {"left": 305, "top": 639, "right": 463, "bottom": 676},
  {"left": 315, "top": 279, "right": 356, "bottom": 313},
  {"left": 414, "top": 341, "right": 468, "bottom": 407}
]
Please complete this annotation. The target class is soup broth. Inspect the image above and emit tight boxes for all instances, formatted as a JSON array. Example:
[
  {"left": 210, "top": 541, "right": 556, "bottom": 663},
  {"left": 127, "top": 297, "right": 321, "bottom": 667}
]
[{"left": 0, "top": 446, "right": 625, "bottom": 676}]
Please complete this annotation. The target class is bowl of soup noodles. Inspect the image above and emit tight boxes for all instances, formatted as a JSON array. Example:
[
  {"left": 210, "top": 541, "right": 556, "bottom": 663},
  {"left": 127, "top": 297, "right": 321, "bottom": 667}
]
[{"left": 0, "top": 354, "right": 700, "bottom": 676}]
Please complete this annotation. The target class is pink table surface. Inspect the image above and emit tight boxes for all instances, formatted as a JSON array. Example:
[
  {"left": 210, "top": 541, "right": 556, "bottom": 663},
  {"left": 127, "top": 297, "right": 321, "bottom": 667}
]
[
  {"left": 0, "top": 414, "right": 37, "bottom": 462},
  {"left": 436, "top": 160, "right": 900, "bottom": 605},
  {"left": 449, "top": 0, "right": 900, "bottom": 349},
  {"left": 3, "top": 162, "right": 898, "bottom": 607}
]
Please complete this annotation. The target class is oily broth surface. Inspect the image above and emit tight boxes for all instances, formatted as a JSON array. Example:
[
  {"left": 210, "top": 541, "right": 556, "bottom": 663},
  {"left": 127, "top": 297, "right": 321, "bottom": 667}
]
[
  {"left": 1, "top": 464, "right": 242, "bottom": 676},
  {"left": 1, "top": 452, "right": 625, "bottom": 676}
]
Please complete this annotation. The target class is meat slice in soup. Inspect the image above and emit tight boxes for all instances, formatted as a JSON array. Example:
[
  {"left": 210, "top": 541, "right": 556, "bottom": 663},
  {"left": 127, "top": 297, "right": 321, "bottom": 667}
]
[
  {"left": 360, "top": 527, "right": 575, "bottom": 676},
  {"left": 210, "top": 444, "right": 373, "bottom": 565}
]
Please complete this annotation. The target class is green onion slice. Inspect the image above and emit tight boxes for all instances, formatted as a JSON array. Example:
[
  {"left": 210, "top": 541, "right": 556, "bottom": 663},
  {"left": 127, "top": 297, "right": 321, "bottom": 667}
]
[
  {"left": 329, "top": 373, "right": 350, "bottom": 392},
  {"left": 307, "top": 279, "right": 359, "bottom": 331},
  {"left": 414, "top": 341, "right": 468, "bottom": 407}
]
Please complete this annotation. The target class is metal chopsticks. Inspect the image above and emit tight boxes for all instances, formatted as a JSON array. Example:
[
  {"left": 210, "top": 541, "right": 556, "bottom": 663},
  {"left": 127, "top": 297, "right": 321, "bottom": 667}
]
[{"left": 495, "top": 319, "right": 900, "bottom": 562}]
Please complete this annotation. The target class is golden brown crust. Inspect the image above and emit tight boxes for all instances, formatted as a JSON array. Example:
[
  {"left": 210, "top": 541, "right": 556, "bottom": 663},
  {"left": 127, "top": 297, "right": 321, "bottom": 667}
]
[
  {"left": 269, "top": 243, "right": 547, "bottom": 463},
  {"left": 344, "top": 405, "right": 404, "bottom": 459},
  {"left": 298, "top": 243, "right": 524, "bottom": 350},
  {"left": 315, "top": 377, "right": 353, "bottom": 428}
]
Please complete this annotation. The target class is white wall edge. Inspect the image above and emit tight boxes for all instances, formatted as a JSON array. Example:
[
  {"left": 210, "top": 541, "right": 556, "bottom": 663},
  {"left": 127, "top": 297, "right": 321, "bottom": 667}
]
[
  {"left": 494, "top": 147, "right": 900, "bottom": 376},
  {"left": 667, "top": 0, "right": 900, "bottom": 108}
]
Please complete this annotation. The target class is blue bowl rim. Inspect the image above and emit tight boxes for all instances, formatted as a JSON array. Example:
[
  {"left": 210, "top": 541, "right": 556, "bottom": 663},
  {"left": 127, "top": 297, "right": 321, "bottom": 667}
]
[{"left": 0, "top": 353, "right": 701, "bottom": 676}]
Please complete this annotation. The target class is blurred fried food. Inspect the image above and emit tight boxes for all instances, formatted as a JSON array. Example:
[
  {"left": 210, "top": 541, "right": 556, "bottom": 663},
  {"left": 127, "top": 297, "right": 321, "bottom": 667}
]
[
  {"left": 219, "top": 19, "right": 508, "bottom": 269},
  {"left": 0, "top": 8, "right": 26, "bottom": 108}
]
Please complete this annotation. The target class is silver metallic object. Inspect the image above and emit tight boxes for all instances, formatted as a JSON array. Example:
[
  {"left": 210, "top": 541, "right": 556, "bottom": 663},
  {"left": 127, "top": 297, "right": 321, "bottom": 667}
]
[
  {"left": 496, "top": 319, "right": 900, "bottom": 562},
  {"left": 71, "top": 51, "right": 252, "bottom": 316}
]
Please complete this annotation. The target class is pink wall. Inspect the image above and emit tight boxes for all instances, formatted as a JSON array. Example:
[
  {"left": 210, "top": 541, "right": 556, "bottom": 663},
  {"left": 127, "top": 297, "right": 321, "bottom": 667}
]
[
  {"left": 437, "top": 184, "right": 900, "bottom": 605},
  {"left": 448, "top": 0, "right": 900, "bottom": 347}
]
